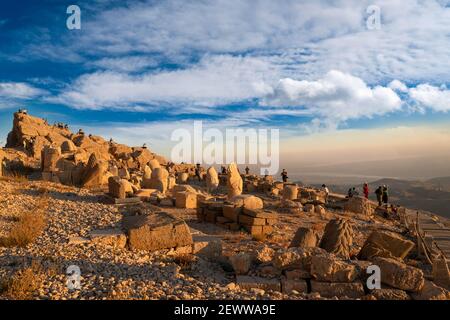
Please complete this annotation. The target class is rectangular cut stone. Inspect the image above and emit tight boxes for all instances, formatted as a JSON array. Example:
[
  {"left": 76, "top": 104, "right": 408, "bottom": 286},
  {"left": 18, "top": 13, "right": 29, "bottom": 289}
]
[
  {"left": 175, "top": 191, "right": 197, "bottom": 209},
  {"left": 310, "top": 281, "right": 365, "bottom": 299},
  {"left": 239, "top": 214, "right": 266, "bottom": 226},
  {"left": 373, "top": 257, "right": 425, "bottom": 292},
  {"left": 285, "top": 269, "right": 311, "bottom": 280},
  {"left": 243, "top": 208, "right": 278, "bottom": 219},
  {"left": 243, "top": 225, "right": 263, "bottom": 236},
  {"left": 358, "top": 230, "right": 415, "bottom": 260},
  {"left": 223, "top": 204, "right": 241, "bottom": 222},
  {"left": 236, "top": 276, "right": 281, "bottom": 292},
  {"left": 205, "top": 210, "right": 218, "bottom": 223},
  {"left": 281, "top": 277, "right": 308, "bottom": 294},
  {"left": 216, "top": 216, "right": 232, "bottom": 224},
  {"left": 122, "top": 212, "right": 193, "bottom": 251}
]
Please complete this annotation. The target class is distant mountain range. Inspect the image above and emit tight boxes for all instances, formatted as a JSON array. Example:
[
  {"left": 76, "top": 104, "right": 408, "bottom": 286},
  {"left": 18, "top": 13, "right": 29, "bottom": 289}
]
[{"left": 306, "top": 177, "right": 450, "bottom": 219}]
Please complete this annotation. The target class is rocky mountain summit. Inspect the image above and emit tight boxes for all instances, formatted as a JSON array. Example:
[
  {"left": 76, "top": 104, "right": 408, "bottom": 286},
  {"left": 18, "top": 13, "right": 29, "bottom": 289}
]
[{"left": 0, "top": 111, "right": 449, "bottom": 300}]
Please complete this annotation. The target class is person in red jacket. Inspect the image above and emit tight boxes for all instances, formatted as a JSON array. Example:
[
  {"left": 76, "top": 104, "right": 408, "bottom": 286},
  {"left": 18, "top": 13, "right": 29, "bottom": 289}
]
[{"left": 363, "top": 182, "right": 369, "bottom": 199}]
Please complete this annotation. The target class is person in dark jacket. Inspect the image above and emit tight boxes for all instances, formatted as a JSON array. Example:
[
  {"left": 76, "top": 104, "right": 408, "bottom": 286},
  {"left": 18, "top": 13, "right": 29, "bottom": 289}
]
[
  {"left": 281, "top": 169, "right": 288, "bottom": 183},
  {"left": 375, "top": 186, "right": 383, "bottom": 206},
  {"left": 382, "top": 185, "right": 389, "bottom": 205}
]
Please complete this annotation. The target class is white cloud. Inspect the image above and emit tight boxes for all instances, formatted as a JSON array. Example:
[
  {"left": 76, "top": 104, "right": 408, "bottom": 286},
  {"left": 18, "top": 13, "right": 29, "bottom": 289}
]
[
  {"left": 88, "top": 56, "right": 159, "bottom": 73},
  {"left": 51, "top": 55, "right": 278, "bottom": 110},
  {"left": 389, "top": 80, "right": 408, "bottom": 93},
  {"left": 409, "top": 84, "right": 450, "bottom": 112},
  {"left": 0, "top": 82, "right": 45, "bottom": 99},
  {"left": 261, "top": 70, "right": 402, "bottom": 127},
  {"left": 28, "top": 0, "right": 449, "bottom": 84},
  {"left": 0, "top": 82, "right": 46, "bottom": 109}
]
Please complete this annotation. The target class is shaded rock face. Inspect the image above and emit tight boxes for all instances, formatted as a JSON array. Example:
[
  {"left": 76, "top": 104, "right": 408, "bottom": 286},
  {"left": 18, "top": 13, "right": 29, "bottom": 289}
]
[
  {"left": 122, "top": 212, "right": 193, "bottom": 252},
  {"left": 289, "top": 227, "right": 318, "bottom": 248},
  {"left": 319, "top": 218, "right": 353, "bottom": 259}
]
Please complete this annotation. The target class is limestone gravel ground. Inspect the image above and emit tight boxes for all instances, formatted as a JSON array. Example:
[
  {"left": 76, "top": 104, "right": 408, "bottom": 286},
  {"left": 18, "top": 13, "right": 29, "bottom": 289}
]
[{"left": 0, "top": 179, "right": 411, "bottom": 300}]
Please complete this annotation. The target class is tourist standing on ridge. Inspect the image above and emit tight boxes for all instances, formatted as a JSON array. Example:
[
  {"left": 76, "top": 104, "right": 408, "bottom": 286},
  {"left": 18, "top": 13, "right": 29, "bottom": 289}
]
[
  {"left": 245, "top": 166, "right": 250, "bottom": 175},
  {"left": 363, "top": 183, "right": 369, "bottom": 199},
  {"left": 375, "top": 186, "right": 383, "bottom": 206},
  {"left": 195, "top": 163, "right": 202, "bottom": 181},
  {"left": 322, "top": 184, "right": 329, "bottom": 204},
  {"left": 382, "top": 185, "right": 389, "bottom": 206},
  {"left": 281, "top": 169, "right": 288, "bottom": 183}
]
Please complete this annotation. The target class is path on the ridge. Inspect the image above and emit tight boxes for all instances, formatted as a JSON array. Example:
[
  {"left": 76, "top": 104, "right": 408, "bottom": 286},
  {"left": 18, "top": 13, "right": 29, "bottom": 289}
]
[{"left": 406, "top": 209, "right": 450, "bottom": 266}]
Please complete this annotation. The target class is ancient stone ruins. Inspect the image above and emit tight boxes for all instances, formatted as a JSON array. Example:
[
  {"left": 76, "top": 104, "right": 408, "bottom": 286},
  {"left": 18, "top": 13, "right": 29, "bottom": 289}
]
[{"left": 0, "top": 111, "right": 449, "bottom": 300}]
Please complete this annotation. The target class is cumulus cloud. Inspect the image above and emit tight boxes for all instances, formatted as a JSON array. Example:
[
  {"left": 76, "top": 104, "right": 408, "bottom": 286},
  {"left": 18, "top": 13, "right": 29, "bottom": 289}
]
[
  {"left": 261, "top": 70, "right": 402, "bottom": 127},
  {"left": 409, "top": 84, "right": 450, "bottom": 112}
]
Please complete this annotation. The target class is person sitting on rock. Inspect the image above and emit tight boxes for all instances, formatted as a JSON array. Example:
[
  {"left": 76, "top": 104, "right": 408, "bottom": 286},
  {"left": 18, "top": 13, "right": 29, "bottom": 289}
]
[
  {"left": 142, "top": 143, "right": 147, "bottom": 149},
  {"left": 78, "top": 129, "right": 85, "bottom": 135}
]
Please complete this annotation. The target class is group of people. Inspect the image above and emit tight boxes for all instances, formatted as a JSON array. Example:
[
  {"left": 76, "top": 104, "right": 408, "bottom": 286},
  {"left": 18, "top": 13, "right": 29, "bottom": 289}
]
[{"left": 347, "top": 183, "right": 389, "bottom": 206}]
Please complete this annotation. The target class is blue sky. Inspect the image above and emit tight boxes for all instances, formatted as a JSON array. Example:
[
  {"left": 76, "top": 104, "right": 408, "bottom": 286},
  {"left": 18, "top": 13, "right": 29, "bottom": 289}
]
[{"left": 0, "top": 0, "right": 449, "bottom": 173}]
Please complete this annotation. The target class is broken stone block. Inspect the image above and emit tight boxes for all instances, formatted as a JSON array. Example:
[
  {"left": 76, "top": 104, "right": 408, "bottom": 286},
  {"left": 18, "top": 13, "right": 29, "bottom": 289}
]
[
  {"left": 303, "top": 203, "right": 315, "bottom": 214},
  {"left": 108, "top": 176, "right": 127, "bottom": 199},
  {"left": 344, "top": 196, "right": 374, "bottom": 216},
  {"left": 257, "top": 265, "right": 281, "bottom": 278},
  {"left": 236, "top": 276, "right": 281, "bottom": 292},
  {"left": 61, "top": 139, "right": 77, "bottom": 153},
  {"left": 373, "top": 257, "right": 425, "bottom": 292},
  {"left": 358, "top": 230, "right": 415, "bottom": 261},
  {"left": 410, "top": 280, "right": 450, "bottom": 300},
  {"left": 229, "top": 253, "right": 253, "bottom": 275},
  {"left": 282, "top": 184, "right": 298, "bottom": 201},
  {"left": 315, "top": 205, "right": 326, "bottom": 215},
  {"left": 41, "top": 146, "right": 61, "bottom": 172},
  {"left": 310, "top": 255, "right": 358, "bottom": 282},
  {"left": 135, "top": 189, "right": 158, "bottom": 200},
  {"left": 310, "top": 281, "right": 365, "bottom": 299},
  {"left": 118, "top": 167, "right": 130, "bottom": 180},
  {"left": 239, "top": 214, "right": 266, "bottom": 226},
  {"left": 229, "top": 194, "right": 263, "bottom": 210},
  {"left": 255, "top": 246, "right": 275, "bottom": 264},
  {"left": 175, "top": 191, "right": 197, "bottom": 209},
  {"left": 122, "top": 212, "right": 193, "bottom": 252},
  {"left": 319, "top": 218, "right": 353, "bottom": 259},
  {"left": 89, "top": 228, "right": 127, "bottom": 248},
  {"left": 281, "top": 277, "right": 308, "bottom": 294},
  {"left": 223, "top": 204, "right": 241, "bottom": 222},
  {"left": 159, "top": 197, "right": 175, "bottom": 206},
  {"left": 289, "top": 227, "right": 318, "bottom": 248},
  {"left": 192, "top": 235, "right": 222, "bottom": 261},
  {"left": 243, "top": 208, "right": 277, "bottom": 219},
  {"left": 370, "top": 288, "right": 411, "bottom": 300},
  {"left": 177, "top": 172, "right": 189, "bottom": 184},
  {"left": 285, "top": 269, "right": 311, "bottom": 280},
  {"left": 273, "top": 247, "right": 327, "bottom": 271}
]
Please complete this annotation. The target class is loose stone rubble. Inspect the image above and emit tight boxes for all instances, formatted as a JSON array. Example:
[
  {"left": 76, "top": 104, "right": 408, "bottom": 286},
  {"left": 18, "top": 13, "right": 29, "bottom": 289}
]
[{"left": 0, "top": 112, "right": 449, "bottom": 301}]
